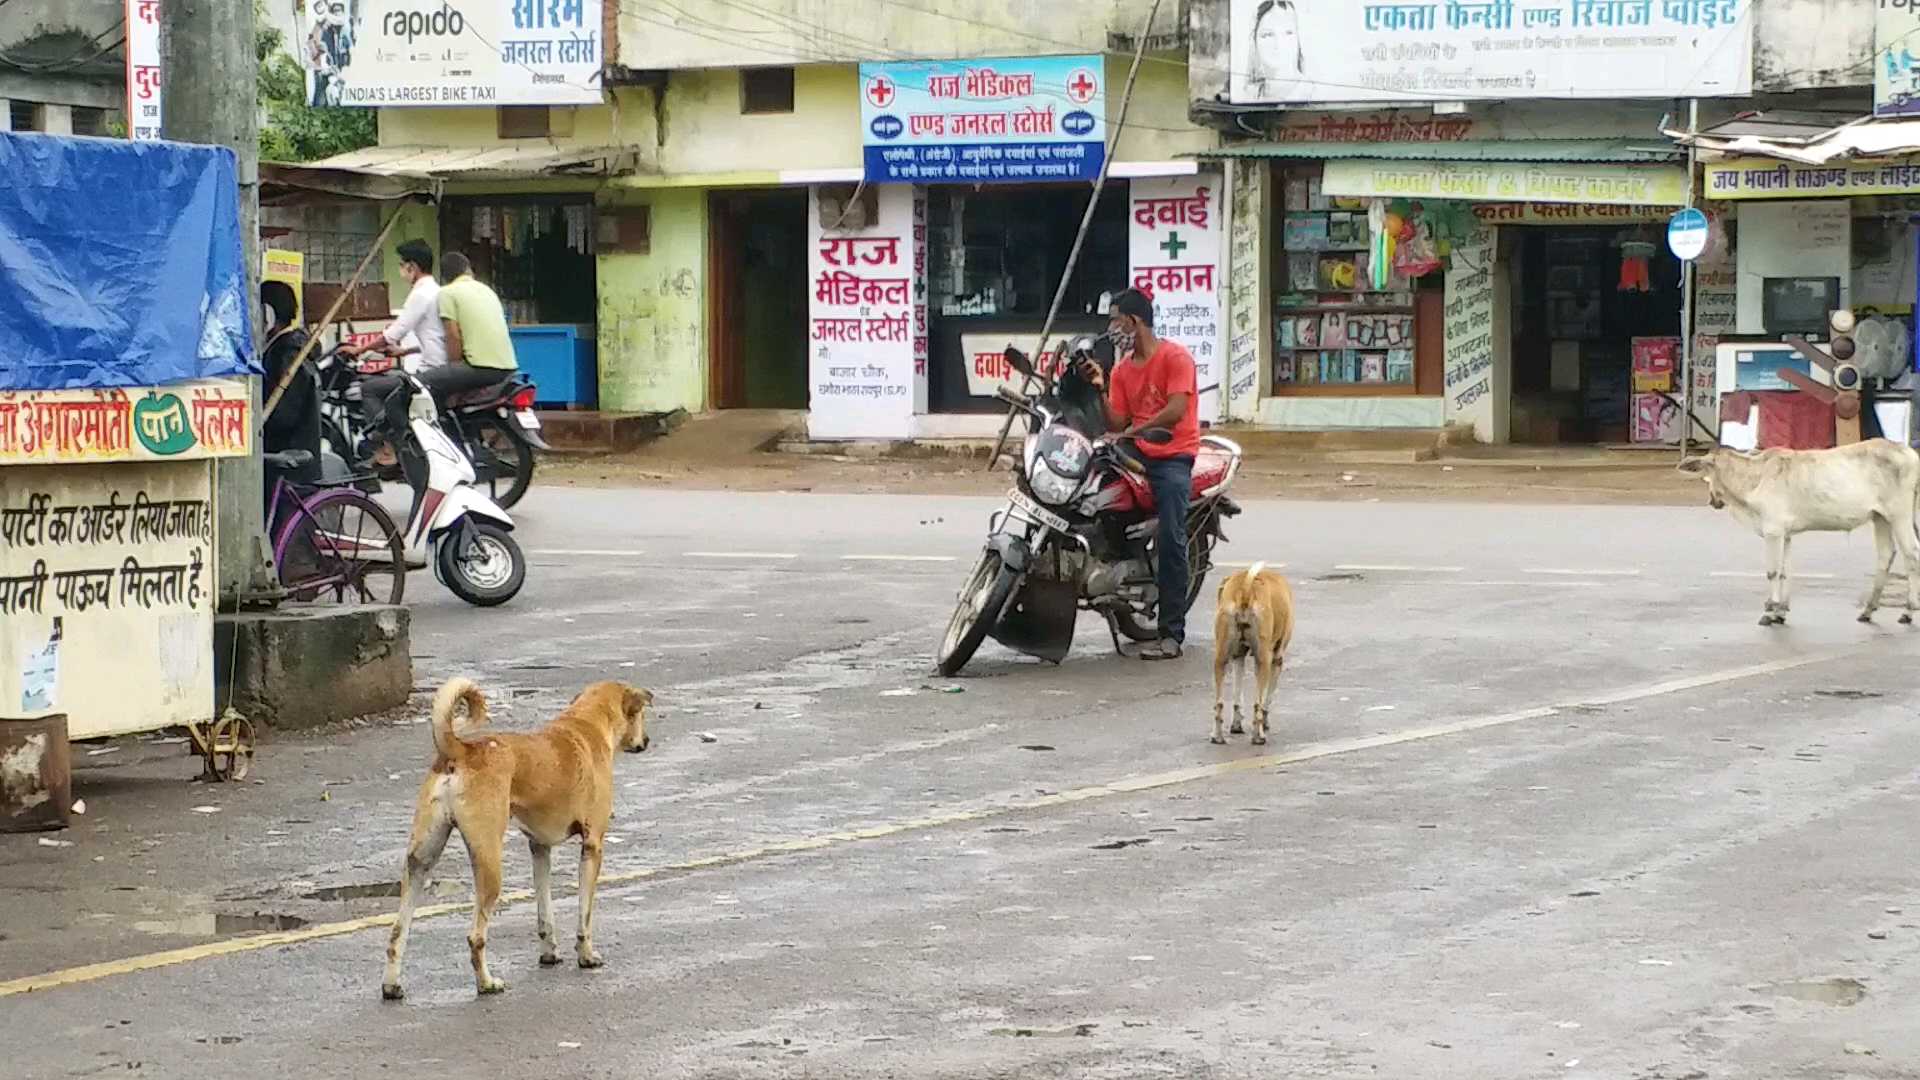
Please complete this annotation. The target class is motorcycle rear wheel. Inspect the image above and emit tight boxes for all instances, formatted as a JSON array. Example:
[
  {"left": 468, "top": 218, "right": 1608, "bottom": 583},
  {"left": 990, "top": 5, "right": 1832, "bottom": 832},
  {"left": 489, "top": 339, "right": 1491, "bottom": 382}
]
[
  {"left": 936, "top": 549, "right": 1019, "bottom": 676},
  {"left": 1113, "top": 539, "right": 1215, "bottom": 643}
]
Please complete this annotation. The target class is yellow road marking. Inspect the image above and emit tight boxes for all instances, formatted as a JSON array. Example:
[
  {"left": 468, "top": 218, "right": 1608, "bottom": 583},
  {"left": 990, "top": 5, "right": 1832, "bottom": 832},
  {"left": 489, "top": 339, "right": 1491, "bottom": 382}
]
[{"left": 0, "top": 648, "right": 1852, "bottom": 999}]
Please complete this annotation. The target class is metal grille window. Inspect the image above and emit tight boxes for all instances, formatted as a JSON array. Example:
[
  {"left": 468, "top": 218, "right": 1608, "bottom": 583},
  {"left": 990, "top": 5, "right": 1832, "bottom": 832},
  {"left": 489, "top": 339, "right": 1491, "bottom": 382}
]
[
  {"left": 261, "top": 204, "right": 385, "bottom": 284},
  {"left": 9, "top": 101, "right": 39, "bottom": 132}
]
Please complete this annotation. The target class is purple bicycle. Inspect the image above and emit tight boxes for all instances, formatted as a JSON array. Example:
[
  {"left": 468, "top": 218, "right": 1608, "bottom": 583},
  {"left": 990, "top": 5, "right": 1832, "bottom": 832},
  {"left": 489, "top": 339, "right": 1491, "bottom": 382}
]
[{"left": 265, "top": 449, "right": 405, "bottom": 604}]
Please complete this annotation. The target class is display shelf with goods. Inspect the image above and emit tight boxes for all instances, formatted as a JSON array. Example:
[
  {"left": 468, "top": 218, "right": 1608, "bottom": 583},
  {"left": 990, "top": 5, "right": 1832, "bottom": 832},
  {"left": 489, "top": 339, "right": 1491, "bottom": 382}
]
[{"left": 1271, "top": 164, "right": 1421, "bottom": 395}]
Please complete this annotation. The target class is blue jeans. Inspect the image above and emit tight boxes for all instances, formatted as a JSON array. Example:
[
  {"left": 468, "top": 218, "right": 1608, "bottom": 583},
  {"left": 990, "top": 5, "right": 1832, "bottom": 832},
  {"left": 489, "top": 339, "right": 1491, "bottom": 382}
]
[{"left": 1127, "top": 448, "right": 1194, "bottom": 644}]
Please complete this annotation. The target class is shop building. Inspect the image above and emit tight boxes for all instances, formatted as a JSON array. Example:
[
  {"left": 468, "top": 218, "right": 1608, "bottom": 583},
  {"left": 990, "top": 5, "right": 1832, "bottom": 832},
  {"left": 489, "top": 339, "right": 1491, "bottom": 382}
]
[
  {"left": 1186, "top": 0, "right": 1771, "bottom": 445},
  {"left": 1674, "top": 112, "right": 1920, "bottom": 450},
  {"left": 289, "top": 0, "right": 1215, "bottom": 440}
]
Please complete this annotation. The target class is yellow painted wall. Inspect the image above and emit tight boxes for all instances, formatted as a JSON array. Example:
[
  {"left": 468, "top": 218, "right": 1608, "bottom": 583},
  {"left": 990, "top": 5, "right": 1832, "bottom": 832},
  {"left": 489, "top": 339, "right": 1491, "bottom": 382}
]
[
  {"left": 617, "top": 0, "right": 1166, "bottom": 69},
  {"left": 378, "top": 200, "right": 440, "bottom": 302},
  {"left": 373, "top": 63, "right": 1206, "bottom": 180},
  {"left": 657, "top": 66, "right": 863, "bottom": 176},
  {"left": 376, "top": 87, "right": 660, "bottom": 160},
  {"left": 594, "top": 187, "right": 708, "bottom": 413}
]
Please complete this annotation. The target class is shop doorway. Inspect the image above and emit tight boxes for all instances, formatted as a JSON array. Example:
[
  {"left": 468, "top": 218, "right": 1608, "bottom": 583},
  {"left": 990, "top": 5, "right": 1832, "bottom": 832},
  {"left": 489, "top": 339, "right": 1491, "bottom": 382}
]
[
  {"left": 1507, "top": 226, "right": 1684, "bottom": 444},
  {"left": 709, "top": 188, "right": 809, "bottom": 410}
]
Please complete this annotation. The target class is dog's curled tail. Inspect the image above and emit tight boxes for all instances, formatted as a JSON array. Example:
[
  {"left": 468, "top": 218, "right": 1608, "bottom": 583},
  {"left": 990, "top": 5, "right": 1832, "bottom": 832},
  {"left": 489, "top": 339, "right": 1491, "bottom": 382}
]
[{"left": 431, "top": 677, "right": 488, "bottom": 762}]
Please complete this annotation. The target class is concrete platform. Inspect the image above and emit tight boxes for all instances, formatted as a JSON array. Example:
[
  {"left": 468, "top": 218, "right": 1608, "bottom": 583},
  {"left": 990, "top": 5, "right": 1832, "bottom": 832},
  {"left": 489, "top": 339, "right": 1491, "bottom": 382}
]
[
  {"left": 534, "top": 408, "right": 686, "bottom": 453},
  {"left": 214, "top": 606, "right": 412, "bottom": 731}
]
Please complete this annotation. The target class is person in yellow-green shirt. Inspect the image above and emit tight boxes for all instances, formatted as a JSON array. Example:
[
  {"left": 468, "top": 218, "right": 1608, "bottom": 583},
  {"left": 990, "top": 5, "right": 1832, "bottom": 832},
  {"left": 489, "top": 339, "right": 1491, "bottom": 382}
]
[{"left": 383, "top": 251, "right": 519, "bottom": 498}]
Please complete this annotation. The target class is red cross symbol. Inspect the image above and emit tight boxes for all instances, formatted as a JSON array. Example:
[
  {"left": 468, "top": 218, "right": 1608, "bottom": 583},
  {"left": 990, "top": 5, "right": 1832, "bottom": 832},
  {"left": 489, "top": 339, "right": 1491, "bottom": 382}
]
[
  {"left": 1066, "top": 68, "right": 1098, "bottom": 104},
  {"left": 866, "top": 75, "right": 895, "bottom": 108}
]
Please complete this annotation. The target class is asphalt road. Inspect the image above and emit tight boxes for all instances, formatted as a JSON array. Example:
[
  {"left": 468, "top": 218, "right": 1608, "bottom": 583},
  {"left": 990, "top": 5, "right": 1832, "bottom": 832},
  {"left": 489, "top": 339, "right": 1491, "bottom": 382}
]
[{"left": 5, "top": 485, "right": 1920, "bottom": 1079}]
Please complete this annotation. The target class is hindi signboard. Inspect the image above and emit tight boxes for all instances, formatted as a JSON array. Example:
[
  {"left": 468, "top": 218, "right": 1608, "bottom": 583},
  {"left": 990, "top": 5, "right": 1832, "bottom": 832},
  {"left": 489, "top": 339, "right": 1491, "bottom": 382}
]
[
  {"left": 125, "top": 0, "right": 162, "bottom": 140},
  {"left": 1324, "top": 159, "right": 1689, "bottom": 206},
  {"left": 860, "top": 55, "right": 1107, "bottom": 184},
  {"left": 1228, "top": 0, "right": 1753, "bottom": 105},
  {"left": 1878, "top": 0, "right": 1920, "bottom": 116},
  {"left": 1, "top": 462, "right": 216, "bottom": 739},
  {"left": 1128, "top": 176, "right": 1224, "bottom": 424},
  {"left": 299, "top": 0, "right": 603, "bottom": 108},
  {"left": 0, "top": 381, "right": 253, "bottom": 467},
  {"left": 1704, "top": 156, "right": 1920, "bottom": 200},
  {"left": 808, "top": 185, "right": 920, "bottom": 439}
]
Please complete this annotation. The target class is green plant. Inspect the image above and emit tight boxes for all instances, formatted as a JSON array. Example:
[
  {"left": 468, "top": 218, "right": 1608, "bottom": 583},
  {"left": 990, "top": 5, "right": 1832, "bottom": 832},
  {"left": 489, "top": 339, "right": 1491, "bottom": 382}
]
[{"left": 256, "top": 3, "right": 375, "bottom": 162}]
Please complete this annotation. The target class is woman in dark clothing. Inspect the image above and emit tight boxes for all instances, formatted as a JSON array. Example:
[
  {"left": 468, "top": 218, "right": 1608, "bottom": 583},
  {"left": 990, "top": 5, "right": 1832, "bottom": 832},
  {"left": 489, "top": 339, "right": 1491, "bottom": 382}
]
[{"left": 260, "top": 280, "right": 322, "bottom": 510}]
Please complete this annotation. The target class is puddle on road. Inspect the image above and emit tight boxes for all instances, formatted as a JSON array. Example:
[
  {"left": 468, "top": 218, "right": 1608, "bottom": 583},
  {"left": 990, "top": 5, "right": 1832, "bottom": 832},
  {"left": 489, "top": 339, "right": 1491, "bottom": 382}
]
[
  {"left": 132, "top": 912, "right": 309, "bottom": 937},
  {"left": 302, "top": 879, "right": 465, "bottom": 902},
  {"left": 1753, "top": 977, "right": 1868, "bottom": 1007}
]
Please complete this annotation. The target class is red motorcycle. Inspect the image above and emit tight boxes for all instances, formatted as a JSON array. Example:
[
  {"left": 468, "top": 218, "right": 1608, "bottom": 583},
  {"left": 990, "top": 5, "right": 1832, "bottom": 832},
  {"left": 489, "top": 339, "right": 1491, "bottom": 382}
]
[{"left": 936, "top": 337, "right": 1244, "bottom": 675}]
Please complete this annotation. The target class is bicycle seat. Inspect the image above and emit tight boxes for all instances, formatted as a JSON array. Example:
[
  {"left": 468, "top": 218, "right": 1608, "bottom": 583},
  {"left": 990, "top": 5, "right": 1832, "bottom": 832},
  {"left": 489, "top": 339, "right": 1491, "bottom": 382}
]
[{"left": 264, "top": 449, "right": 315, "bottom": 470}]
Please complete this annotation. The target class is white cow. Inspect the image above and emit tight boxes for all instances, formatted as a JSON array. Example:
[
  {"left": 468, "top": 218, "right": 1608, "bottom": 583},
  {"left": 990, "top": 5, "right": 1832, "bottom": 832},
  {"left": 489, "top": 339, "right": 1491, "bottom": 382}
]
[{"left": 1680, "top": 440, "right": 1920, "bottom": 626}]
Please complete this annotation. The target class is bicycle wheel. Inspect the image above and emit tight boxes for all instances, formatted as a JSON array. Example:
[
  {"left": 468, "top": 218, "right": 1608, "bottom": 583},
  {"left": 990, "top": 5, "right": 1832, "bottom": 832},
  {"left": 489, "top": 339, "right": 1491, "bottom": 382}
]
[{"left": 272, "top": 487, "right": 406, "bottom": 605}]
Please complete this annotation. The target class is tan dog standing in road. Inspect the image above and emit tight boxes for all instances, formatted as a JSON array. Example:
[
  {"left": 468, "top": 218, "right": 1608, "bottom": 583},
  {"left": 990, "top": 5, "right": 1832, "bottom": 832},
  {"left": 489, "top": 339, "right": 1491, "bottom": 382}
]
[
  {"left": 382, "top": 677, "right": 654, "bottom": 1000},
  {"left": 1212, "top": 562, "right": 1296, "bottom": 746}
]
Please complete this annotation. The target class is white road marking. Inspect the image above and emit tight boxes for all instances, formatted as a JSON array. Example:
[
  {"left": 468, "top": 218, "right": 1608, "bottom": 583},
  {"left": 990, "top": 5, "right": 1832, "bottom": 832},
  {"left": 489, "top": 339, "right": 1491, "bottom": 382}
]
[
  {"left": 1523, "top": 568, "right": 1642, "bottom": 577},
  {"left": 1421, "top": 580, "right": 1605, "bottom": 589},
  {"left": 1335, "top": 564, "right": 1464, "bottom": 574},
  {"left": 0, "top": 644, "right": 1864, "bottom": 999},
  {"left": 1216, "top": 561, "right": 1288, "bottom": 569},
  {"left": 684, "top": 552, "right": 800, "bottom": 560},
  {"left": 841, "top": 555, "right": 957, "bottom": 563},
  {"left": 532, "top": 549, "right": 646, "bottom": 557}
]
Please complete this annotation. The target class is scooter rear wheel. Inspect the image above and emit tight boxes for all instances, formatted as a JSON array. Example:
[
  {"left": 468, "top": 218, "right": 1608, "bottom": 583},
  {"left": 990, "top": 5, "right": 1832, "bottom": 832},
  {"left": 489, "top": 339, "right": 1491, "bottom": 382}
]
[{"left": 437, "top": 522, "right": 525, "bottom": 607}]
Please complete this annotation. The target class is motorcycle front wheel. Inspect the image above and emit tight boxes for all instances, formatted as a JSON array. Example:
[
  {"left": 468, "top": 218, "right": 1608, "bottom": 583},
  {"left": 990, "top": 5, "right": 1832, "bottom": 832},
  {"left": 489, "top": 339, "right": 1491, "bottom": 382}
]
[
  {"left": 437, "top": 522, "right": 526, "bottom": 607},
  {"left": 936, "top": 549, "right": 1019, "bottom": 676}
]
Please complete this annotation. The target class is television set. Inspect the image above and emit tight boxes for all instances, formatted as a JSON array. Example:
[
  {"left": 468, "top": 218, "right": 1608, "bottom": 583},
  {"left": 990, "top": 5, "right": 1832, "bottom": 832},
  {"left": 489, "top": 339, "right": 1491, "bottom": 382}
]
[{"left": 1760, "top": 276, "right": 1842, "bottom": 337}]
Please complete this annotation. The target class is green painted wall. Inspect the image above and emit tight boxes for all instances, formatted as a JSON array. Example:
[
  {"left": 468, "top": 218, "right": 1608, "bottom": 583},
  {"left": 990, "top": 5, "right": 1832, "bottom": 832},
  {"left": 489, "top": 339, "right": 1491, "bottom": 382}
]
[
  {"left": 379, "top": 201, "right": 440, "bottom": 302},
  {"left": 596, "top": 188, "right": 708, "bottom": 413}
]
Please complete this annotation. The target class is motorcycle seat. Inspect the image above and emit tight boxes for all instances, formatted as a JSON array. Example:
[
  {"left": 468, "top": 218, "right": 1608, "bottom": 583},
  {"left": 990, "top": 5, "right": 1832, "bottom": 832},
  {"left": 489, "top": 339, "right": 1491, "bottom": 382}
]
[{"left": 442, "top": 386, "right": 505, "bottom": 409}]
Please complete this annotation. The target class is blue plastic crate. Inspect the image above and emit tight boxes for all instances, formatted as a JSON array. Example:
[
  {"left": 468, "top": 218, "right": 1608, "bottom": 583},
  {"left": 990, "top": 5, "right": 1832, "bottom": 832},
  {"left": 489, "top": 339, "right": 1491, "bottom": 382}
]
[{"left": 508, "top": 325, "right": 597, "bottom": 407}]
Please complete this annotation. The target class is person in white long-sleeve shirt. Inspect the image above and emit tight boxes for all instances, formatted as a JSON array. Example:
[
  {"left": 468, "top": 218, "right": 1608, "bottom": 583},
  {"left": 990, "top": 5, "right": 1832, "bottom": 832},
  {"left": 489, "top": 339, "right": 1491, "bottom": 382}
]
[{"left": 346, "top": 239, "right": 444, "bottom": 465}]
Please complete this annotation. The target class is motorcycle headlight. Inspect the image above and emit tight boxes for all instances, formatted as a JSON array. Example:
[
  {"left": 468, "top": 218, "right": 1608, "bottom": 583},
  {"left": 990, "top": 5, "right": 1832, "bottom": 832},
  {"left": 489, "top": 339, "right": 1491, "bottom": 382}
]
[
  {"left": 1028, "top": 462, "right": 1081, "bottom": 506},
  {"left": 1025, "top": 424, "right": 1092, "bottom": 506}
]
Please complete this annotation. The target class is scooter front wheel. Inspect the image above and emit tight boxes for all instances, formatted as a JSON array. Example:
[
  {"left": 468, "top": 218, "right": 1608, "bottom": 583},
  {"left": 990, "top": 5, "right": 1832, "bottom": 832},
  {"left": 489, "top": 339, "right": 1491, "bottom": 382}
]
[{"left": 437, "top": 522, "right": 526, "bottom": 607}]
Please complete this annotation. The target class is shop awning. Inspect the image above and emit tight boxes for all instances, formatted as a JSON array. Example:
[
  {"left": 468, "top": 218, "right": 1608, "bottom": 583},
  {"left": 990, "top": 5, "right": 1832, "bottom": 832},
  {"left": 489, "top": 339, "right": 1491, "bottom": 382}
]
[
  {"left": 1663, "top": 110, "right": 1916, "bottom": 165},
  {"left": 260, "top": 162, "right": 437, "bottom": 205},
  {"left": 304, "top": 143, "right": 639, "bottom": 181},
  {"left": 1193, "top": 139, "right": 1680, "bottom": 164}
]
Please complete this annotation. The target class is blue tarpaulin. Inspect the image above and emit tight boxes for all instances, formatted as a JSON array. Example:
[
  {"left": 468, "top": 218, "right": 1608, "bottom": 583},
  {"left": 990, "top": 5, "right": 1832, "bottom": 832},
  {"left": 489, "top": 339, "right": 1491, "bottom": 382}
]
[{"left": 0, "top": 133, "right": 258, "bottom": 391}]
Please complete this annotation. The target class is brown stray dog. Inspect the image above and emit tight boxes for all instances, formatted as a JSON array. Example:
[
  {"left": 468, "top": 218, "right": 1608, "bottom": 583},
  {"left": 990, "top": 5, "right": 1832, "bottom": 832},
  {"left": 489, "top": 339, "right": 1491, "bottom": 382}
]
[
  {"left": 1211, "top": 562, "right": 1296, "bottom": 746},
  {"left": 381, "top": 677, "right": 653, "bottom": 1000}
]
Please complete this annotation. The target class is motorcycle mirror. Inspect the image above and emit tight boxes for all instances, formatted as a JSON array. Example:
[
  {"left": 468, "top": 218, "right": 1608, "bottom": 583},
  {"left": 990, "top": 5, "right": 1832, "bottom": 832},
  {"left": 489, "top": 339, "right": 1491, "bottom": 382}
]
[
  {"left": 1003, "top": 346, "right": 1035, "bottom": 378},
  {"left": 1138, "top": 427, "right": 1174, "bottom": 446}
]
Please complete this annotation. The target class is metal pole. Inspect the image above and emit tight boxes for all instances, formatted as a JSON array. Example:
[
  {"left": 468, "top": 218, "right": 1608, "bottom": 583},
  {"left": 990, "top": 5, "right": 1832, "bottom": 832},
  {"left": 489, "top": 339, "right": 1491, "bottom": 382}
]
[
  {"left": 1677, "top": 97, "right": 1699, "bottom": 460},
  {"left": 162, "top": 0, "right": 266, "bottom": 609},
  {"left": 984, "top": 0, "right": 1164, "bottom": 470}
]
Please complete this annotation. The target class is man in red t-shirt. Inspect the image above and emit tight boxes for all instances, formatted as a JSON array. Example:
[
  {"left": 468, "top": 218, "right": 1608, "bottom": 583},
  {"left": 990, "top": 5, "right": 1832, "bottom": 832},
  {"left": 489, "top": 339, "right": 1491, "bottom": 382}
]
[{"left": 1078, "top": 287, "right": 1200, "bottom": 659}]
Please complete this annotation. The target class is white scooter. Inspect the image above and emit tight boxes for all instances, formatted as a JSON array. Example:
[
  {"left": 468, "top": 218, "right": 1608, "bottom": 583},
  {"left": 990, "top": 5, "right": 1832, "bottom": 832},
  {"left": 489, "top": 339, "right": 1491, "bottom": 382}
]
[{"left": 397, "top": 373, "right": 527, "bottom": 606}]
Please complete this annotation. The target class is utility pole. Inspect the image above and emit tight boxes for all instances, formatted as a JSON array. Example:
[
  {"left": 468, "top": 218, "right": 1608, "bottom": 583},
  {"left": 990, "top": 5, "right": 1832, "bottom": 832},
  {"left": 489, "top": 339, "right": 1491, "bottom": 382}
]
[{"left": 160, "top": 0, "right": 273, "bottom": 608}]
